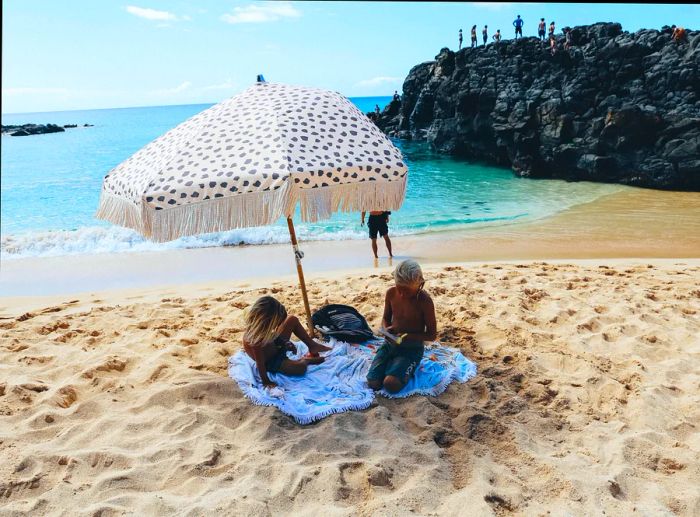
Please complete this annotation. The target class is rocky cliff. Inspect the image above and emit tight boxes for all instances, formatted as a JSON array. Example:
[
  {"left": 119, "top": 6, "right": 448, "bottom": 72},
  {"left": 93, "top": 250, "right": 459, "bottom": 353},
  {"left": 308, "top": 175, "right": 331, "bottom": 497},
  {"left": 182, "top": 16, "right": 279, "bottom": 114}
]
[{"left": 375, "top": 23, "right": 700, "bottom": 190}]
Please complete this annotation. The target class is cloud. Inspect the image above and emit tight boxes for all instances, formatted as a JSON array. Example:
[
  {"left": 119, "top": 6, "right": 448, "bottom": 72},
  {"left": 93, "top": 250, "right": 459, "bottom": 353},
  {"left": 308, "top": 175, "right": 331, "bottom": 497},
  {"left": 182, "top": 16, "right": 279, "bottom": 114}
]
[
  {"left": 221, "top": 2, "right": 301, "bottom": 24},
  {"left": 202, "top": 79, "right": 236, "bottom": 91},
  {"left": 153, "top": 81, "right": 192, "bottom": 95},
  {"left": 355, "top": 76, "right": 403, "bottom": 88},
  {"left": 126, "top": 5, "right": 178, "bottom": 21}
]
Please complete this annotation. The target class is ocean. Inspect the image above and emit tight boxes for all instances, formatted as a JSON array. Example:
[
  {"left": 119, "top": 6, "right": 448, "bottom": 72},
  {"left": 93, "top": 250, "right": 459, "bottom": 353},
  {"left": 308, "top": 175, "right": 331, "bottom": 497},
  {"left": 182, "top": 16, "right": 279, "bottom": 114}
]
[{"left": 1, "top": 96, "right": 622, "bottom": 260}]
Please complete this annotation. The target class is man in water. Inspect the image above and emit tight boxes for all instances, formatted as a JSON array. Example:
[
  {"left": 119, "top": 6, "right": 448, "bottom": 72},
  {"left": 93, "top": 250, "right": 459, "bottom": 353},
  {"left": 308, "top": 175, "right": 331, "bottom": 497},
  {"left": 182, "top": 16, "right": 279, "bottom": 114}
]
[
  {"left": 361, "top": 211, "right": 393, "bottom": 259},
  {"left": 538, "top": 18, "right": 546, "bottom": 42},
  {"left": 482, "top": 25, "right": 488, "bottom": 46},
  {"left": 458, "top": 28, "right": 463, "bottom": 49},
  {"left": 513, "top": 15, "right": 524, "bottom": 39}
]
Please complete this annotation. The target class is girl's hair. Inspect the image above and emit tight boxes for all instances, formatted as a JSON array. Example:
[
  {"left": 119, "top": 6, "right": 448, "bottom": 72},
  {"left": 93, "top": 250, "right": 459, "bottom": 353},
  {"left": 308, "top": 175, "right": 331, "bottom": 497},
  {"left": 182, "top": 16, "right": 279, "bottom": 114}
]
[
  {"left": 393, "top": 259, "right": 424, "bottom": 287},
  {"left": 244, "top": 296, "right": 287, "bottom": 346}
]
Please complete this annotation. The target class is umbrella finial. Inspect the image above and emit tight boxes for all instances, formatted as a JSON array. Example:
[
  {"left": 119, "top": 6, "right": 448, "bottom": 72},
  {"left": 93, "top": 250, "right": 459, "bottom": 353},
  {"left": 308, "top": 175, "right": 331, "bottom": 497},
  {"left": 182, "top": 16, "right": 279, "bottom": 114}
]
[{"left": 256, "top": 74, "right": 266, "bottom": 83}]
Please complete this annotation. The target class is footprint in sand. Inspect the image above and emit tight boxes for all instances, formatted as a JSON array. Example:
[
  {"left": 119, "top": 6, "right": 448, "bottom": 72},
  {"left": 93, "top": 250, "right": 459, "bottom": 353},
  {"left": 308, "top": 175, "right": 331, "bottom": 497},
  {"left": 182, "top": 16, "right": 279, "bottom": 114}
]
[
  {"left": 37, "top": 321, "right": 70, "bottom": 335},
  {"left": 55, "top": 386, "right": 78, "bottom": 408},
  {"left": 148, "top": 364, "right": 169, "bottom": 382},
  {"left": 81, "top": 357, "right": 128, "bottom": 379}
]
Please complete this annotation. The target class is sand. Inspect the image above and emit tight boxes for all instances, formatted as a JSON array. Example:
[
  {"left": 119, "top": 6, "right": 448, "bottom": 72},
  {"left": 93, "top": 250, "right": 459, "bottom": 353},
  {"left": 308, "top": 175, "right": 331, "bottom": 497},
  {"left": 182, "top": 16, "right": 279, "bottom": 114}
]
[{"left": 1, "top": 259, "right": 699, "bottom": 515}]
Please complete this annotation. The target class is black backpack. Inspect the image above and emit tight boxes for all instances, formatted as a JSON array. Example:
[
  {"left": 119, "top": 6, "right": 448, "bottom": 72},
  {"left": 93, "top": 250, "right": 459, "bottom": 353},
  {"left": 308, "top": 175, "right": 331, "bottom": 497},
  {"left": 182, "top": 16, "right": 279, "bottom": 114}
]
[{"left": 311, "top": 304, "right": 376, "bottom": 343}]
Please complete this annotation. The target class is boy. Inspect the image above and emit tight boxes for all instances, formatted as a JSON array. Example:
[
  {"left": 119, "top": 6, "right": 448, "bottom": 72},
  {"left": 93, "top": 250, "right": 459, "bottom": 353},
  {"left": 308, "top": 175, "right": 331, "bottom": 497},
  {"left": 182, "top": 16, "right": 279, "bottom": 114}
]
[
  {"left": 538, "top": 18, "right": 546, "bottom": 42},
  {"left": 361, "top": 210, "right": 393, "bottom": 259},
  {"left": 367, "top": 260, "right": 437, "bottom": 393}
]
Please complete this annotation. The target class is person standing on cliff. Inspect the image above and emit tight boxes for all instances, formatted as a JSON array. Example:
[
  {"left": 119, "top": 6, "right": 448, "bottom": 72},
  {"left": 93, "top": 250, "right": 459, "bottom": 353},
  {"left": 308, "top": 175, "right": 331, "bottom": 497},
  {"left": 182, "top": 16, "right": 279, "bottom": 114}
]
[
  {"left": 549, "top": 31, "right": 557, "bottom": 55},
  {"left": 458, "top": 29, "right": 463, "bottom": 49},
  {"left": 393, "top": 90, "right": 401, "bottom": 103},
  {"left": 361, "top": 211, "right": 393, "bottom": 259},
  {"left": 538, "top": 18, "right": 546, "bottom": 42},
  {"left": 493, "top": 29, "right": 502, "bottom": 43},
  {"left": 471, "top": 25, "right": 477, "bottom": 48},
  {"left": 482, "top": 25, "right": 488, "bottom": 46},
  {"left": 671, "top": 26, "right": 687, "bottom": 44},
  {"left": 548, "top": 21, "right": 556, "bottom": 39},
  {"left": 564, "top": 27, "right": 573, "bottom": 50},
  {"left": 374, "top": 104, "right": 381, "bottom": 116},
  {"left": 513, "top": 15, "right": 524, "bottom": 39}
]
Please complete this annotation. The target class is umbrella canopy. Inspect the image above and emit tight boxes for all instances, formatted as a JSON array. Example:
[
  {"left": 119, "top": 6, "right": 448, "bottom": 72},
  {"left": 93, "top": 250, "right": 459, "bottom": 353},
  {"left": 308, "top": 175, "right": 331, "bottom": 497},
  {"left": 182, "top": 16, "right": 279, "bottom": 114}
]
[{"left": 96, "top": 82, "right": 408, "bottom": 242}]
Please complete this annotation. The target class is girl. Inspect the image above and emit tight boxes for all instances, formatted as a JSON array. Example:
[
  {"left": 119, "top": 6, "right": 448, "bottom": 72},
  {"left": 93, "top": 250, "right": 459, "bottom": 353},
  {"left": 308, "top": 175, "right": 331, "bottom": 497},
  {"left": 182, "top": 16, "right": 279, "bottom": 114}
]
[{"left": 243, "top": 296, "right": 330, "bottom": 388}]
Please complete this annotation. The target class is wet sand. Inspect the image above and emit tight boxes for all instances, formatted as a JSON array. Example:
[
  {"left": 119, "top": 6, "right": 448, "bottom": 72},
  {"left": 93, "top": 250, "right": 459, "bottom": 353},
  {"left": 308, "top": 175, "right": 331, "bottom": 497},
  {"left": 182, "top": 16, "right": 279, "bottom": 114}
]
[{"left": 1, "top": 186, "right": 699, "bottom": 300}]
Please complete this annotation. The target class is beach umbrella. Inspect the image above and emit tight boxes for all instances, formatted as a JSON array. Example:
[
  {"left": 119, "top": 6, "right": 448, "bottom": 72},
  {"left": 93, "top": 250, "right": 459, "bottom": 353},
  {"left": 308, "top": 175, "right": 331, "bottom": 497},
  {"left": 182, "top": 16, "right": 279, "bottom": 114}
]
[{"left": 95, "top": 81, "right": 408, "bottom": 332}]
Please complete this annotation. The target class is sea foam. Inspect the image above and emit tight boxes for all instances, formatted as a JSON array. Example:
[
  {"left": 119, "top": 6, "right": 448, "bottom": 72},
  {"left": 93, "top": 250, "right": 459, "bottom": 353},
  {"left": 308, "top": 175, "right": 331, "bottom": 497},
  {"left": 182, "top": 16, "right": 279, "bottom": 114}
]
[{"left": 0, "top": 224, "right": 373, "bottom": 260}]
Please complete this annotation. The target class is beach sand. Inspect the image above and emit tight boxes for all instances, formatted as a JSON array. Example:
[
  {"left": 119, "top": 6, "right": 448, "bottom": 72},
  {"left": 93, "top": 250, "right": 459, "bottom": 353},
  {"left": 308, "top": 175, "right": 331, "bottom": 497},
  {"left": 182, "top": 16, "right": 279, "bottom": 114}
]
[{"left": 1, "top": 259, "right": 699, "bottom": 515}]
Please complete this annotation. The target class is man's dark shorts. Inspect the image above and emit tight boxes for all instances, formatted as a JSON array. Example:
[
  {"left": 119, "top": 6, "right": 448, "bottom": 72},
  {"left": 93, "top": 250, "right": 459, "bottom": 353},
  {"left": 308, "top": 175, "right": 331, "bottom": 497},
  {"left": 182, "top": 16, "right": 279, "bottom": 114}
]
[
  {"left": 367, "top": 214, "right": 389, "bottom": 239},
  {"left": 367, "top": 339, "right": 424, "bottom": 384}
]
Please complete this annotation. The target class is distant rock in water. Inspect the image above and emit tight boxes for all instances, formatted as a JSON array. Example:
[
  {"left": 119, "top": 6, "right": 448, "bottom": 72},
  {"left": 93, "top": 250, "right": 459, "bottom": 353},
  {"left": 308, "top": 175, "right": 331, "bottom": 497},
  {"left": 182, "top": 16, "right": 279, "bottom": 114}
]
[
  {"left": 373, "top": 23, "right": 700, "bottom": 190},
  {"left": 1, "top": 123, "right": 92, "bottom": 136}
]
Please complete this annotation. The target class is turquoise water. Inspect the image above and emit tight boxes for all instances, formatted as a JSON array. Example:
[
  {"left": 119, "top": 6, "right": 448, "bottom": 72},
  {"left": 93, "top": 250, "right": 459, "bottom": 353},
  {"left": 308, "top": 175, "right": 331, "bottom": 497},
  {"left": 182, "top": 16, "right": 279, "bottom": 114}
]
[{"left": 1, "top": 97, "right": 621, "bottom": 259}]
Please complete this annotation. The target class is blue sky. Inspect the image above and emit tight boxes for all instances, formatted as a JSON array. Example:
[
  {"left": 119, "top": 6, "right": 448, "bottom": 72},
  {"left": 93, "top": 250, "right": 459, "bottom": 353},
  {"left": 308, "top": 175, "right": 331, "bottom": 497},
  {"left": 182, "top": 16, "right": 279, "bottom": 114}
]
[{"left": 2, "top": 2, "right": 696, "bottom": 114}]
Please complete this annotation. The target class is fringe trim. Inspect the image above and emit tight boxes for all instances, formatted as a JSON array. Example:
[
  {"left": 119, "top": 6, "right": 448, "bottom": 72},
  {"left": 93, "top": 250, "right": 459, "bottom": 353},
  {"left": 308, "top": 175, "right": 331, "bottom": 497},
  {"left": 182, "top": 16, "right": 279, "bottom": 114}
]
[
  {"left": 95, "top": 184, "right": 292, "bottom": 243},
  {"left": 95, "top": 175, "right": 407, "bottom": 242},
  {"left": 144, "top": 183, "right": 293, "bottom": 242},
  {"left": 94, "top": 191, "right": 143, "bottom": 234},
  {"left": 296, "top": 175, "right": 408, "bottom": 223},
  {"left": 234, "top": 381, "right": 374, "bottom": 425}
]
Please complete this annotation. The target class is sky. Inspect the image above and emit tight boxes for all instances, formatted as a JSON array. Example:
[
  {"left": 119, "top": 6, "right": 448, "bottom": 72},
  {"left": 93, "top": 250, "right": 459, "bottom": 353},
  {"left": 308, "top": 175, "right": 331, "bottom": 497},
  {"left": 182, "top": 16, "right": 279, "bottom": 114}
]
[{"left": 2, "top": 1, "right": 697, "bottom": 114}]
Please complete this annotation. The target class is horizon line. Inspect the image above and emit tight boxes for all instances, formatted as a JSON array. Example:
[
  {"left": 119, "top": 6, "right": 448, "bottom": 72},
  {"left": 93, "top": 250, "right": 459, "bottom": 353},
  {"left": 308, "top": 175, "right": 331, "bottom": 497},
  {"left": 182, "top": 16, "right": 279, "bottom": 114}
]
[{"left": 1, "top": 94, "right": 395, "bottom": 118}]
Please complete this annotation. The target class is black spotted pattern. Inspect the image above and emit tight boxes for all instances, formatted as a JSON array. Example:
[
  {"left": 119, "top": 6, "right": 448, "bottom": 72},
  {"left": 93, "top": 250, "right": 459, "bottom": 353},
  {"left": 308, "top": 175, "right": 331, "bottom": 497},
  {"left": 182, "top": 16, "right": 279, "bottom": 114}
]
[{"left": 102, "top": 83, "right": 408, "bottom": 211}]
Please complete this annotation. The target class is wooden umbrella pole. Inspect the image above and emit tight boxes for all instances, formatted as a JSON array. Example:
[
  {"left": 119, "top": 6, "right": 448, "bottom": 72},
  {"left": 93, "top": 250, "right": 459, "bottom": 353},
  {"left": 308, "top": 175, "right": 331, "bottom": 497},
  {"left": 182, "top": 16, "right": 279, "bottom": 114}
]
[{"left": 286, "top": 218, "right": 315, "bottom": 337}]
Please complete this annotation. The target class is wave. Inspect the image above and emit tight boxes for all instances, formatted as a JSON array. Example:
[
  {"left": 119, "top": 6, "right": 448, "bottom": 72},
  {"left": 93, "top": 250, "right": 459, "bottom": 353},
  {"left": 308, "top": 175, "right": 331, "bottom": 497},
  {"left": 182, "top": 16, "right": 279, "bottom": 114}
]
[{"left": 0, "top": 214, "right": 528, "bottom": 260}]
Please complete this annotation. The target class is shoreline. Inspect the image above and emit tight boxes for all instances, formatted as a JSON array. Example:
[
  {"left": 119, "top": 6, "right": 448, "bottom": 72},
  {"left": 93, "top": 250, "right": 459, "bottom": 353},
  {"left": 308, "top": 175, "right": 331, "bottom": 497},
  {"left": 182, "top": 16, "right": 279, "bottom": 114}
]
[
  {"left": 1, "top": 185, "right": 699, "bottom": 303},
  {"left": 2, "top": 256, "right": 699, "bottom": 319}
]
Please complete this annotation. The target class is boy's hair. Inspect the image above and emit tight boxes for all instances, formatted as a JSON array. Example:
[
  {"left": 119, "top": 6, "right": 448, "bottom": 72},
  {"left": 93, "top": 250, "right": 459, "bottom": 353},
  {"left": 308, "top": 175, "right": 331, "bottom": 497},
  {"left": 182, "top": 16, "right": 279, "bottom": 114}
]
[
  {"left": 244, "top": 296, "right": 287, "bottom": 346},
  {"left": 393, "top": 259, "right": 424, "bottom": 287}
]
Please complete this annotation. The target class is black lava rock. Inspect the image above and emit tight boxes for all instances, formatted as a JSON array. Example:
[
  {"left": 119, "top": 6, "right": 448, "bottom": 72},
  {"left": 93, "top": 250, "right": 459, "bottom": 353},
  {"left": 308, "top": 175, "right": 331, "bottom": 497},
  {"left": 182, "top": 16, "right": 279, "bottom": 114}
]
[{"left": 374, "top": 22, "right": 700, "bottom": 190}]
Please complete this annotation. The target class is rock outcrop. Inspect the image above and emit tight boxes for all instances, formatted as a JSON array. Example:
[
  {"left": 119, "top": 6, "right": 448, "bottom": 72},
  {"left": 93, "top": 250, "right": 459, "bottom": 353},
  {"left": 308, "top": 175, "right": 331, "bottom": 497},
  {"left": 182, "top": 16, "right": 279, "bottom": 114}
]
[
  {"left": 1, "top": 123, "right": 93, "bottom": 136},
  {"left": 374, "top": 23, "right": 700, "bottom": 190}
]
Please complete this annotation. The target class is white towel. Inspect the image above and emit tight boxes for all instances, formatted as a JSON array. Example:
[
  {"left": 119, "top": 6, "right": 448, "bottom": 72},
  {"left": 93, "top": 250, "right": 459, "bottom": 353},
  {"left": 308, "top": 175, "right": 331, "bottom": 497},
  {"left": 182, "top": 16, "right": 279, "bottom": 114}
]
[{"left": 228, "top": 338, "right": 477, "bottom": 425}]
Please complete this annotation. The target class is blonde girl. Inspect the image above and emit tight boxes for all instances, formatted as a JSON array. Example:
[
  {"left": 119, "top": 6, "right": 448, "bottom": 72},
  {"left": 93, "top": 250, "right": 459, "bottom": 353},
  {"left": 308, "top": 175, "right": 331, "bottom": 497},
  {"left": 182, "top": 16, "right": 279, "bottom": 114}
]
[{"left": 243, "top": 296, "right": 329, "bottom": 388}]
